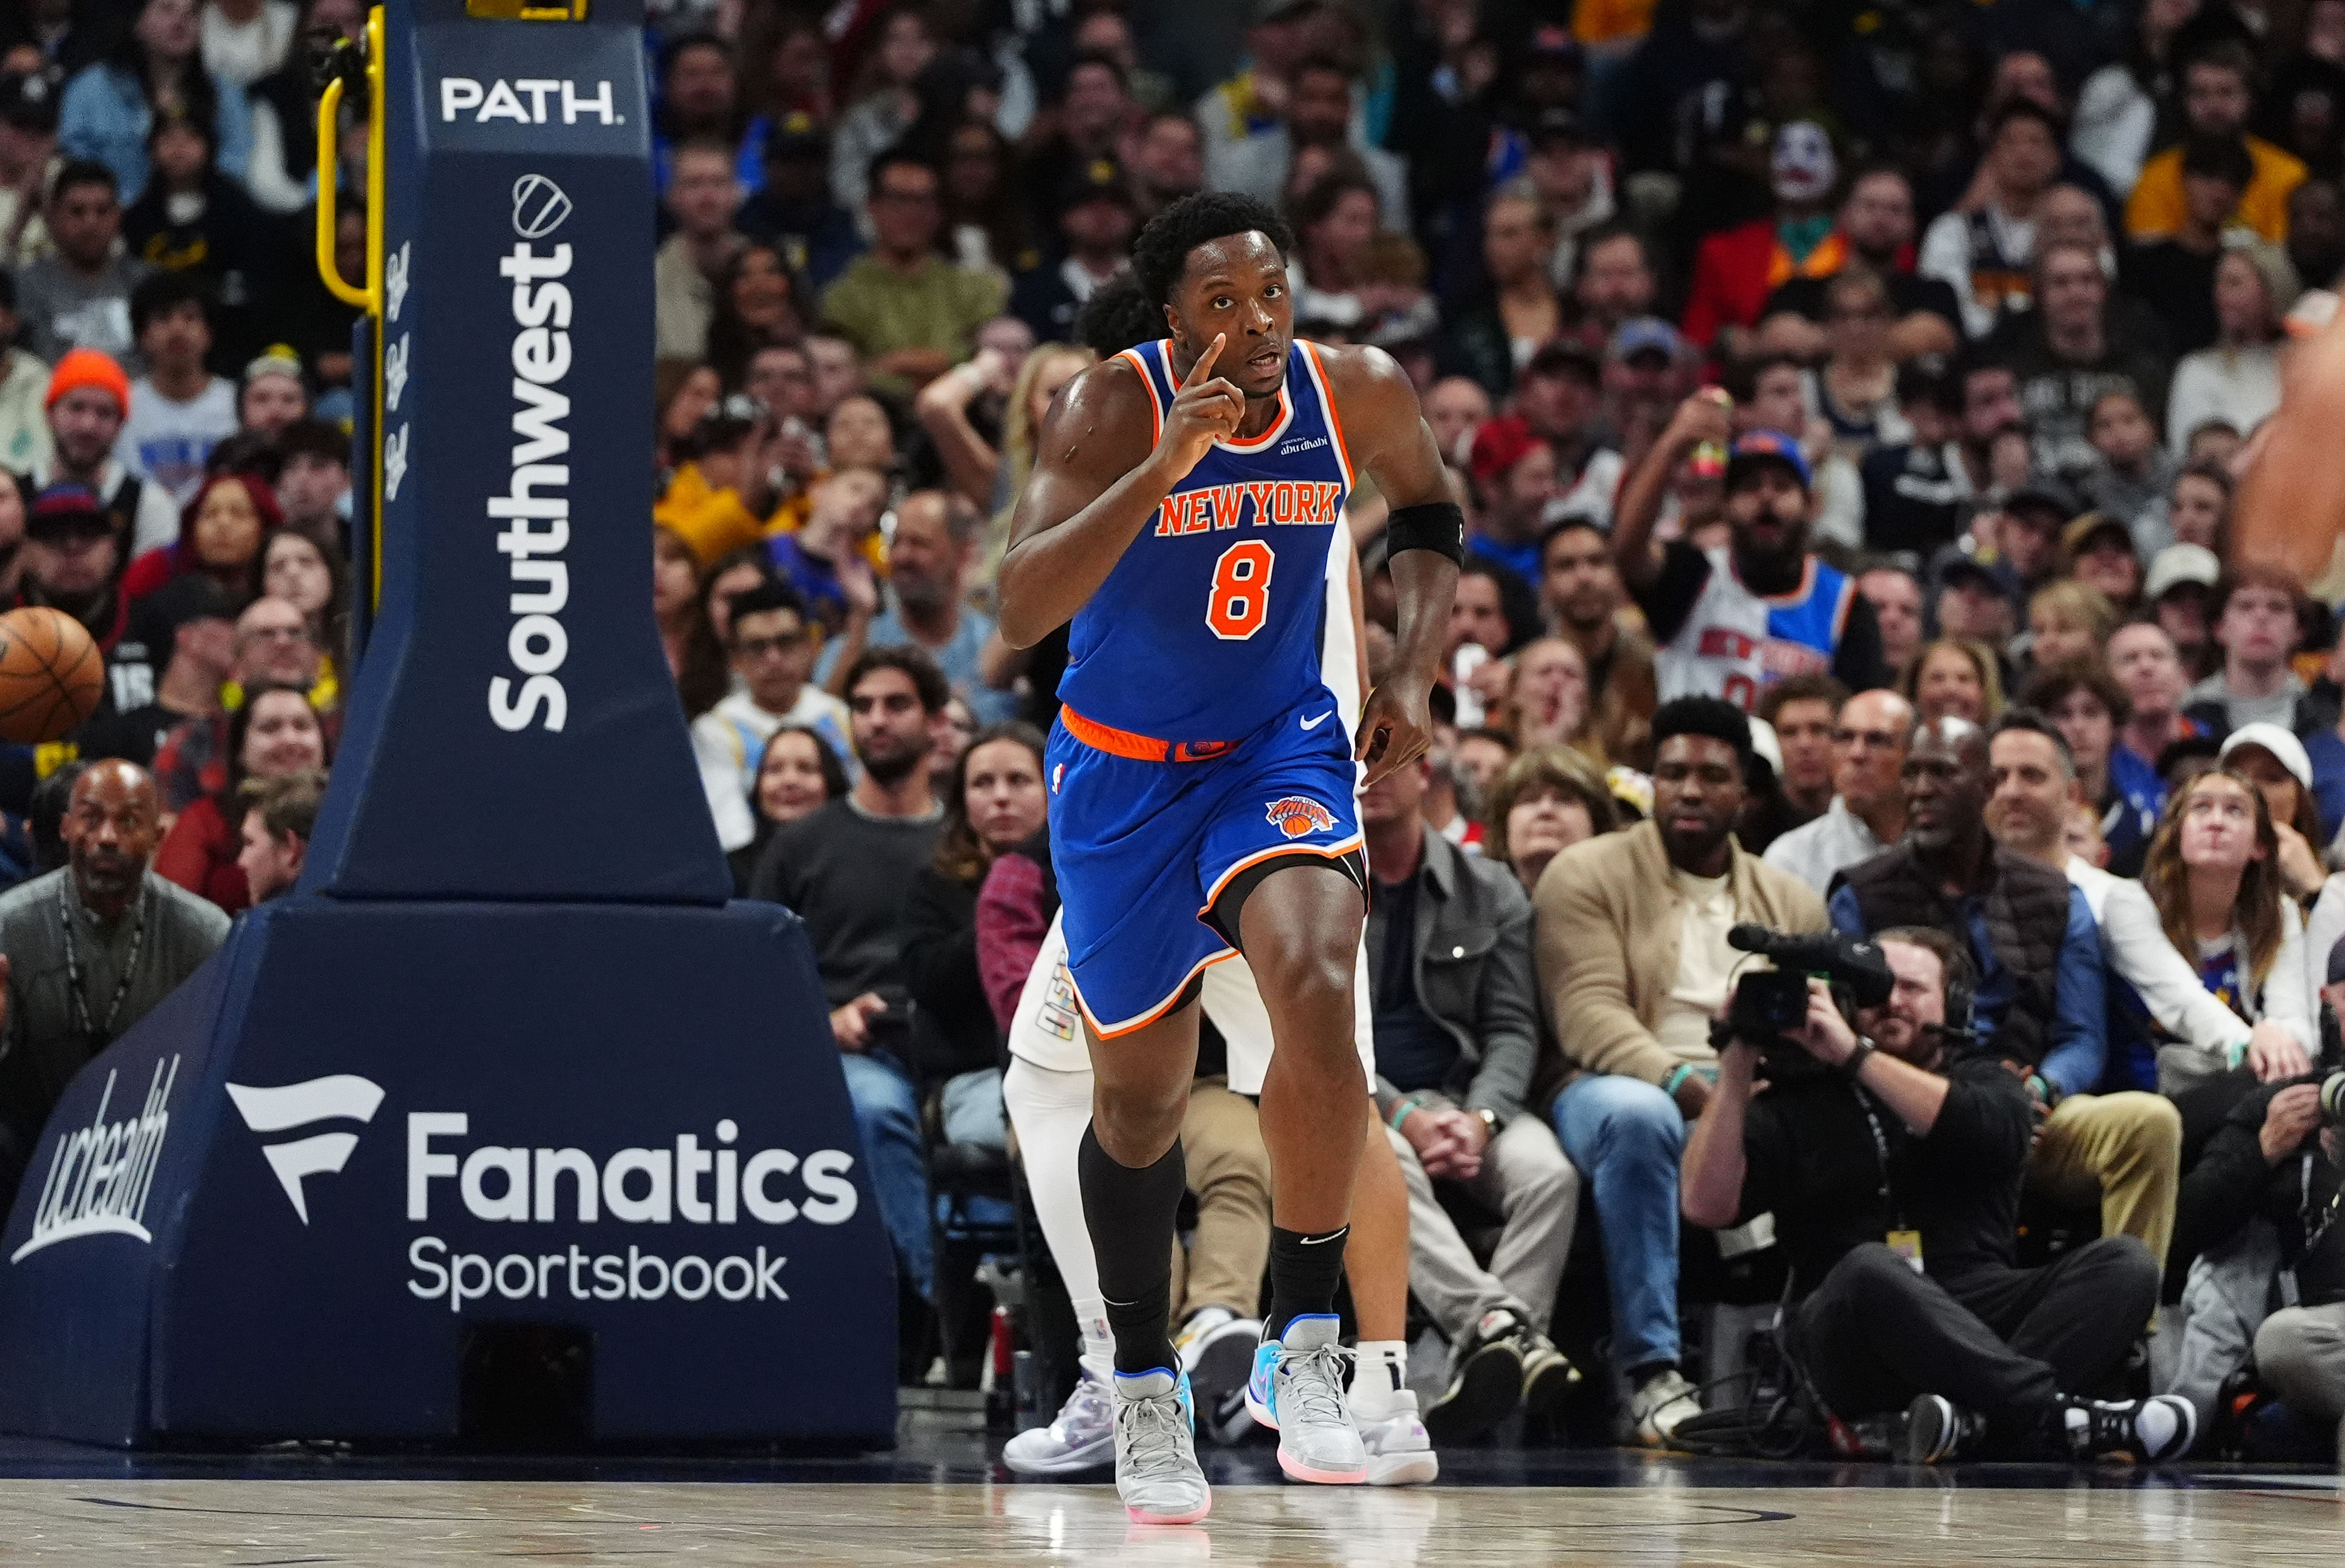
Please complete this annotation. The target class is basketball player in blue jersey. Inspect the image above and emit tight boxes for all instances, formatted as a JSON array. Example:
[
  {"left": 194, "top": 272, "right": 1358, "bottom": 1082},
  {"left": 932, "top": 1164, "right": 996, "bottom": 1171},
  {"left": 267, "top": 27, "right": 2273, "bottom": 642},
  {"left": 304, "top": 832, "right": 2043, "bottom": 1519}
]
[
  {"left": 1611, "top": 389, "right": 1889, "bottom": 712},
  {"left": 997, "top": 193, "right": 1460, "bottom": 1522}
]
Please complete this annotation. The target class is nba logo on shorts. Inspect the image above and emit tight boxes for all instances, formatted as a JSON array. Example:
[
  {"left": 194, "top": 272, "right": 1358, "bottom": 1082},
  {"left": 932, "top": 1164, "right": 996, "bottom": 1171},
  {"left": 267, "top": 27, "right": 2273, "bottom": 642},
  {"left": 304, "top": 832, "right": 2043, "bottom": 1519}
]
[{"left": 1265, "top": 796, "right": 1335, "bottom": 839}]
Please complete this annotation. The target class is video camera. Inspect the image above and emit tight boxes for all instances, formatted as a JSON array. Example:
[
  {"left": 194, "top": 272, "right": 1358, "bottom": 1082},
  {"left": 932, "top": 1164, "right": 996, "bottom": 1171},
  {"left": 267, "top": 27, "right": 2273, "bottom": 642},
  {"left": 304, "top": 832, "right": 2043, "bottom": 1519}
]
[{"left": 1721, "top": 925, "right": 1897, "bottom": 1049}]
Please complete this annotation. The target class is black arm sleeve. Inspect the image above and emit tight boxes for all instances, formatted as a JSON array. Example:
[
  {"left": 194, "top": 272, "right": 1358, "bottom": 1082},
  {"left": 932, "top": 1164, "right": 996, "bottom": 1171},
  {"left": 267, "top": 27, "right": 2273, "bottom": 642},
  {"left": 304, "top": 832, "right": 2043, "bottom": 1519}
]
[{"left": 1634, "top": 539, "right": 1714, "bottom": 647}]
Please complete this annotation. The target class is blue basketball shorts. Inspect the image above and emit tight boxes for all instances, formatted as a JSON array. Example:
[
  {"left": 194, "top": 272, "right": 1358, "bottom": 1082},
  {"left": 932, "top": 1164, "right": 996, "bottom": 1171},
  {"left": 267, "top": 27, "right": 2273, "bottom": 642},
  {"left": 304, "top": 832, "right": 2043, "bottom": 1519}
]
[{"left": 1046, "top": 687, "right": 1364, "bottom": 1038}]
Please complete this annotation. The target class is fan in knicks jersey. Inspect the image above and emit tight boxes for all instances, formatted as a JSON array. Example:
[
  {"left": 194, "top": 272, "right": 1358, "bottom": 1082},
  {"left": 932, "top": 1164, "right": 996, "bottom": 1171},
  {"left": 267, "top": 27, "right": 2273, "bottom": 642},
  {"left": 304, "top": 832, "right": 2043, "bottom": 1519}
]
[
  {"left": 1610, "top": 389, "right": 1888, "bottom": 711},
  {"left": 995, "top": 193, "right": 1459, "bottom": 1523}
]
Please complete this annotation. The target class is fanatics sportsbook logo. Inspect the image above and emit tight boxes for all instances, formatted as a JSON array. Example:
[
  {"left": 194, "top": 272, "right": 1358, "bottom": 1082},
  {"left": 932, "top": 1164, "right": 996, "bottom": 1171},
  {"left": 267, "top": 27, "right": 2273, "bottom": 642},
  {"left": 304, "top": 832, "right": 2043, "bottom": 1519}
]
[
  {"left": 227, "top": 1075, "right": 387, "bottom": 1223},
  {"left": 1265, "top": 797, "right": 1336, "bottom": 839}
]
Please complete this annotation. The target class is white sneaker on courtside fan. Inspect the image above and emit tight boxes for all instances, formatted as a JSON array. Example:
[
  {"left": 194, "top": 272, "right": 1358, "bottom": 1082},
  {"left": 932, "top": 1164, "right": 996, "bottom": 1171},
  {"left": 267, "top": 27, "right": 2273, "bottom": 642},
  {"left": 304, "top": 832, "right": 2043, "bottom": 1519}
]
[
  {"left": 1111, "top": 1368, "right": 1212, "bottom": 1526},
  {"left": 1001, "top": 1368, "right": 1113, "bottom": 1476},
  {"left": 1356, "top": 1388, "right": 1439, "bottom": 1486}
]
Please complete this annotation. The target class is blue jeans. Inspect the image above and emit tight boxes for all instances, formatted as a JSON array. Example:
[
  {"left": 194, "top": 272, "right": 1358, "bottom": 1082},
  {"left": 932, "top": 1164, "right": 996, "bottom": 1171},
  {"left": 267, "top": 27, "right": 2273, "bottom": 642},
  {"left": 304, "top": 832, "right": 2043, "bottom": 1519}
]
[
  {"left": 1550, "top": 1073, "right": 1685, "bottom": 1375},
  {"left": 840, "top": 1049, "right": 934, "bottom": 1301}
]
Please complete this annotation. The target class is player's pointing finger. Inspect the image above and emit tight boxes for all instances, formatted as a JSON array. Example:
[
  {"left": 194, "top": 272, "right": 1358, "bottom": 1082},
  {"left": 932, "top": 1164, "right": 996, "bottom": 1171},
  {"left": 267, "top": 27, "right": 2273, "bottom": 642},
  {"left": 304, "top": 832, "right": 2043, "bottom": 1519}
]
[{"left": 1183, "top": 333, "right": 1225, "bottom": 390}]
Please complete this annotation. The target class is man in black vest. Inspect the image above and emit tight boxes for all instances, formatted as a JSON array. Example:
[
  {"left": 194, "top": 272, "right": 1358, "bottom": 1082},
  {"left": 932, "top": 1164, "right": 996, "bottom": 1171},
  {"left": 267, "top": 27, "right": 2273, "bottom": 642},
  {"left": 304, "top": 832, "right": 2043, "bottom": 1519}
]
[{"left": 1827, "top": 716, "right": 2106, "bottom": 1108}]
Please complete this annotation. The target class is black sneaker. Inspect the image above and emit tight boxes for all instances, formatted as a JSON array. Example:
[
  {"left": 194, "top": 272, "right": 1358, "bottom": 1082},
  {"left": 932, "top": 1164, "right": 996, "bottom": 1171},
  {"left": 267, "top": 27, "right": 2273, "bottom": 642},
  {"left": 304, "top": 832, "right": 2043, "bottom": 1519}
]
[
  {"left": 1517, "top": 1328, "right": 1580, "bottom": 1418},
  {"left": 2057, "top": 1394, "right": 2197, "bottom": 1463},
  {"left": 1424, "top": 1309, "right": 1525, "bottom": 1444},
  {"left": 1899, "top": 1394, "right": 1987, "bottom": 1463}
]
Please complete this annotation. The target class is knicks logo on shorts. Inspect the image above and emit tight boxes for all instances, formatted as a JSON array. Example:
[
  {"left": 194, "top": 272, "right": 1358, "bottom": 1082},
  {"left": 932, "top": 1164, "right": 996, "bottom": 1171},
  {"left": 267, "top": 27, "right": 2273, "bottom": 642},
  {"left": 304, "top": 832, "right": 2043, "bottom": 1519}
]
[{"left": 1265, "top": 796, "right": 1336, "bottom": 839}]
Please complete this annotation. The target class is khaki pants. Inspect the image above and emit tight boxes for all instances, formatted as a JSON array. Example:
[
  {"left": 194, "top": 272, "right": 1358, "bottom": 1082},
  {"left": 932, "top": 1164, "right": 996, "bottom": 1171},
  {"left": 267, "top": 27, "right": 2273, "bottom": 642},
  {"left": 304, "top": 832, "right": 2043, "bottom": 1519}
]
[
  {"left": 2024, "top": 1092, "right": 2182, "bottom": 1268},
  {"left": 2255, "top": 1302, "right": 2345, "bottom": 1423},
  {"left": 1387, "top": 1115, "right": 1580, "bottom": 1348},
  {"left": 1164, "top": 1077, "right": 1273, "bottom": 1324}
]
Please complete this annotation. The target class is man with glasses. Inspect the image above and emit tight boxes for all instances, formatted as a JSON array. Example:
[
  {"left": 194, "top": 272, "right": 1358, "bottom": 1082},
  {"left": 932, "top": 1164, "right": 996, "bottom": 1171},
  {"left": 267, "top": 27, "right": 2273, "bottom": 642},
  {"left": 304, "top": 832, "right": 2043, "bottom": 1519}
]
[
  {"left": 151, "top": 596, "right": 320, "bottom": 814},
  {"left": 1764, "top": 687, "right": 1916, "bottom": 895},
  {"left": 816, "top": 150, "right": 1007, "bottom": 395},
  {"left": 749, "top": 646, "right": 951, "bottom": 1305},
  {"left": 691, "top": 579, "right": 850, "bottom": 852}
]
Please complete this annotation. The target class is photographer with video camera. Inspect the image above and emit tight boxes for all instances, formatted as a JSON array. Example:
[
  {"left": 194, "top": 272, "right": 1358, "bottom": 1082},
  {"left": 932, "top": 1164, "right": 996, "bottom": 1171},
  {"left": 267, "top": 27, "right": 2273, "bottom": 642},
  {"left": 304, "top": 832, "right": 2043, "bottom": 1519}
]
[{"left": 1681, "top": 927, "right": 2199, "bottom": 1464}]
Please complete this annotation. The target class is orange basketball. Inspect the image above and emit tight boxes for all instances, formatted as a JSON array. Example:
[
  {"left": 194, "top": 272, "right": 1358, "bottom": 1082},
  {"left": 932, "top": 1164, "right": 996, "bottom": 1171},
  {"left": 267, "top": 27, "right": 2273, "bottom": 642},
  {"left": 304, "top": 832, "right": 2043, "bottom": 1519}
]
[{"left": 0, "top": 606, "right": 104, "bottom": 744}]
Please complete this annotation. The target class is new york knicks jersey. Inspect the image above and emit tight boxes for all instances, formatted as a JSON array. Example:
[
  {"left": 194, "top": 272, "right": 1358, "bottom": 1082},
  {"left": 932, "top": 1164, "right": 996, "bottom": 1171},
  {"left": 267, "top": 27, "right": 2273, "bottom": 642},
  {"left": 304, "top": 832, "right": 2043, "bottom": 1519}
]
[
  {"left": 1655, "top": 547, "right": 1855, "bottom": 713},
  {"left": 1055, "top": 337, "right": 1353, "bottom": 741}
]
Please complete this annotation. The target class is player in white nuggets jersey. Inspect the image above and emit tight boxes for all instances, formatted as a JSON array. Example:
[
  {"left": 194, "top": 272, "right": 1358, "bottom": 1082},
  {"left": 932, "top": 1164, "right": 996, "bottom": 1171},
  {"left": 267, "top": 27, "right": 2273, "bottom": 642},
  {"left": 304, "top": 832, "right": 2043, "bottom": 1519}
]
[{"left": 1611, "top": 395, "right": 1888, "bottom": 713}]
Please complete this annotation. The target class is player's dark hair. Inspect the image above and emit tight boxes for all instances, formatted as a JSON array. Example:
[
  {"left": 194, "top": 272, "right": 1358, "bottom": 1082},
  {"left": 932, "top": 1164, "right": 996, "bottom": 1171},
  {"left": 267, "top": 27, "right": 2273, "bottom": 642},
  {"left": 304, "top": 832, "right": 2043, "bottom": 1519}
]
[
  {"left": 844, "top": 644, "right": 951, "bottom": 716},
  {"left": 1074, "top": 274, "right": 1162, "bottom": 357},
  {"left": 1651, "top": 696, "right": 1753, "bottom": 769},
  {"left": 1130, "top": 191, "right": 1295, "bottom": 310}
]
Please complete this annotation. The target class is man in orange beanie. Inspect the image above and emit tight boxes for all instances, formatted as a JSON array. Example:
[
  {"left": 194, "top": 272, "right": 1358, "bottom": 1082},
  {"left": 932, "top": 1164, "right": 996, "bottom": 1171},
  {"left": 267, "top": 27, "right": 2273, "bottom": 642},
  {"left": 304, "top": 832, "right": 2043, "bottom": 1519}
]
[{"left": 30, "top": 347, "right": 177, "bottom": 558}]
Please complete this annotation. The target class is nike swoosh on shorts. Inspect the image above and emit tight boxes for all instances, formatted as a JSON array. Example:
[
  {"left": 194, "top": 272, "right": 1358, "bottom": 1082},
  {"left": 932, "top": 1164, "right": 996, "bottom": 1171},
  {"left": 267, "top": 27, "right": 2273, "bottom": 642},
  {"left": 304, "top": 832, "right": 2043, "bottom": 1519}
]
[{"left": 1299, "top": 711, "right": 1334, "bottom": 730}]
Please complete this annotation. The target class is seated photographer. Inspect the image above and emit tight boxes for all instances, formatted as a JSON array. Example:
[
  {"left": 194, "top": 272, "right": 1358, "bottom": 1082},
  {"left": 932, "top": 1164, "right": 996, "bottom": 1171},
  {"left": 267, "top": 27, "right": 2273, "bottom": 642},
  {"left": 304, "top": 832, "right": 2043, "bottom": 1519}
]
[
  {"left": 2254, "top": 1101, "right": 2345, "bottom": 1431},
  {"left": 1976, "top": 712, "right": 2185, "bottom": 1267},
  {"left": 2164, "top": 1070, "right": 2343, "bottom": 1430},
  {"left": 1680, "top": 929, "right": 2198, "bottom": 1464},
  {"left": 1536, "top": 697, "right": 1827, "bottom": 1446},
  {"left": 1364, "top": 752, "right": 1581, "bottom": 1444}
]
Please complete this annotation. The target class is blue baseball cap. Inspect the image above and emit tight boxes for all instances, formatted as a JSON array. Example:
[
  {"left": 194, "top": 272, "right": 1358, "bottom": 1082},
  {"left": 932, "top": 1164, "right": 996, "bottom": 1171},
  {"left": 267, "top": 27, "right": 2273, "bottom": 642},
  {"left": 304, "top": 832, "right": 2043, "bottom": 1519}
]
[
  {"left": 1724, "top": 429, "right": 1812, "bottom": 492},
  {"left": 1608, "top": 316, "right": 1683, "bottom": 364}
]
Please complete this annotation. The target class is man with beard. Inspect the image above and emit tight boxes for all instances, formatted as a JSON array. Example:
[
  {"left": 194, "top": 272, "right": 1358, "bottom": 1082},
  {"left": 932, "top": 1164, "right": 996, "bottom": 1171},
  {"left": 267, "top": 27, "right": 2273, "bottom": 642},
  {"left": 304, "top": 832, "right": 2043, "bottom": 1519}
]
[
  {"left": 0, "top": 759, "right": 229, "bottom": 1203},
  {"left": 818, "top": 490, "right": 1011, "bottom": 722},
  {"left": 1614, "top": 389, "right": 1887, "bottom": 713},
  {"left": 1540, "top": 516, "right": 1655, "bottom": 768},
  {"left": 18, "top": 481, "right": 123, "bottom": 647},
  {"left": 1536, "top": 697, "right": 1827, "bottom": 1444},
  {"left": 30, "top": 348, "right": 179, "bottom": 556},
  {"left": 750, "top": 646, "right": 952, "bottom": 1309}
]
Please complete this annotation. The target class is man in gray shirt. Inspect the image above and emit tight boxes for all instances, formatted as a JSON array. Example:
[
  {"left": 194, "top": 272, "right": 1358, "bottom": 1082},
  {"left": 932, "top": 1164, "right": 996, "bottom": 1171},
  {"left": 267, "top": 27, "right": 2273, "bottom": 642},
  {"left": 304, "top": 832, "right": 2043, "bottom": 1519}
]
[
  {"left": 0, "top": 759, "right": 229, "bottom": 1201},
  {"left": 13, "top": 162, "right": 146, "bottom": 367},
  {"left": 2183, "top": 565, "right": 2323, "bottom": 737}
]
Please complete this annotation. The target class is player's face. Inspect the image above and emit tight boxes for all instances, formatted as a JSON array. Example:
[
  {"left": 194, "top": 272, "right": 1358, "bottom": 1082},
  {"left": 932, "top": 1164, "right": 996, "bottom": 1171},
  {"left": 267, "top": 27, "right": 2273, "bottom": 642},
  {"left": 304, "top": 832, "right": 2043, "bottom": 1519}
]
[{"left": 1169, "top": 231, "right": 1293, "bottom": 402}]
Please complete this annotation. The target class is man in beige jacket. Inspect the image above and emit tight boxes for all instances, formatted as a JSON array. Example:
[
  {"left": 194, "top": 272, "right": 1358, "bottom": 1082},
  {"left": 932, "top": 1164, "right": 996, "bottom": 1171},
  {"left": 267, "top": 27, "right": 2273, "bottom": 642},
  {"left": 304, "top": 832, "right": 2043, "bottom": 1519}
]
[{"left": 1534, "top": 696, "right": 1828, "bottom": 1444}]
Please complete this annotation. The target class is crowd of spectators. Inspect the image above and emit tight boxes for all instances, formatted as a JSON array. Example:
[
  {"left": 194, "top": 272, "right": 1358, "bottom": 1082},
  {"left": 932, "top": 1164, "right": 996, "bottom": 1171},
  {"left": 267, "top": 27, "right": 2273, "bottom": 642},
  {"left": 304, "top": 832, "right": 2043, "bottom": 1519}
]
[{"left": 0, "top": 0, "right": 2338, "bottom": 1466}]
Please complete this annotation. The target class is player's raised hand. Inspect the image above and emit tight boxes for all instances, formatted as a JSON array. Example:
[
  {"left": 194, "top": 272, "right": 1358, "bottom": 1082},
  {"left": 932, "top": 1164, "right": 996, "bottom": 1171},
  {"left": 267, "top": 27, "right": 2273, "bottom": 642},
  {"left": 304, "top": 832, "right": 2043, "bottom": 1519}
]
[{"left": 1156, "top": 333, "right": 1246, "bottom": 482}]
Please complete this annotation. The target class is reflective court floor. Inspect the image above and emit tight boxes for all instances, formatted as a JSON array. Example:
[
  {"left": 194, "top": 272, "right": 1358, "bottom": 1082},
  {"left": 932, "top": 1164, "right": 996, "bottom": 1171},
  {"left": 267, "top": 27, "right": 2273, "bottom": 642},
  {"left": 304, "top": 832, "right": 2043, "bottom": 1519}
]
[{"left": 0, "top": 1420, "right": 2335, "bottom": 1565}]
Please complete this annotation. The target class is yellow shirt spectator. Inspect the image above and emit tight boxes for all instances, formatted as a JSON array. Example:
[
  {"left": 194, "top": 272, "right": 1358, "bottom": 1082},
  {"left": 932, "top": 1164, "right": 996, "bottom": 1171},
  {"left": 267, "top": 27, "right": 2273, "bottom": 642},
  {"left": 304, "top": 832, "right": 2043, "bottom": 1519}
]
[{"left": 2126, "top": 134, "right": 2305, "bottom": 243}]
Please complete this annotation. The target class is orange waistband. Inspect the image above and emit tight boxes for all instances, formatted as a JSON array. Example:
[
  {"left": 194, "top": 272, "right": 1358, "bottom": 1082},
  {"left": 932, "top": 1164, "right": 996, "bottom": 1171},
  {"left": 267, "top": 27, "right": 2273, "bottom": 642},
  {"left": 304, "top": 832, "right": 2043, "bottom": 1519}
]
[{"left": 1060, "top": 705, "right": 1238, "bottom": 764}]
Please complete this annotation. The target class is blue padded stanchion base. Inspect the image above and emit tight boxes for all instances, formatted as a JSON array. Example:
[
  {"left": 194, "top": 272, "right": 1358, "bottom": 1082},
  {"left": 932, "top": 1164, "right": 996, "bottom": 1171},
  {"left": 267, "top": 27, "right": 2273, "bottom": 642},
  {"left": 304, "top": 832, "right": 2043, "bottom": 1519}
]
[{"left": 0, "top": 895, "right": 895, "bottom": 1449}]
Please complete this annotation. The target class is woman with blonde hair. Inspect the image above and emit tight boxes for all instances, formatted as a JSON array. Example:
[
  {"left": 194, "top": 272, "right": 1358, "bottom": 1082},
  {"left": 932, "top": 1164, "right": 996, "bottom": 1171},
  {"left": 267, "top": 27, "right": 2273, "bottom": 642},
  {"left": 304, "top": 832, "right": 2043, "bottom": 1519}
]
[
  {"left": 2027, "top": 579, "right": 2117, "bottom": 673},
  {"left": 917, "top": 340, "right": 1096, "bottom": 516},
  {"left": 1898, "top": 637, "right": 2005, "bottom": 725},
  {"left": 1481, "top": 746, "right": 1617, "bottom": 894},
  {"left": 2128, "top": 766, "right": 2315, "bottom": 1092}
]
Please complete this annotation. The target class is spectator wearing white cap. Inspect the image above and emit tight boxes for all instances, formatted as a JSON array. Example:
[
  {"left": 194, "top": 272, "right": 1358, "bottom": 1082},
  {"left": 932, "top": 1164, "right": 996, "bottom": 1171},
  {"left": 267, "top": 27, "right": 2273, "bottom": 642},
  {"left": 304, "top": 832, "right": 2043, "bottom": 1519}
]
[
  {"left": 2144, "top": 543, "right": 2223, "bottom": 679},
  {"left": 2218, "top": 723, "right": 2330, "bottom": 903},
  {"left": 1681, "top": 121, "right": 1841, "bottom": 363}
]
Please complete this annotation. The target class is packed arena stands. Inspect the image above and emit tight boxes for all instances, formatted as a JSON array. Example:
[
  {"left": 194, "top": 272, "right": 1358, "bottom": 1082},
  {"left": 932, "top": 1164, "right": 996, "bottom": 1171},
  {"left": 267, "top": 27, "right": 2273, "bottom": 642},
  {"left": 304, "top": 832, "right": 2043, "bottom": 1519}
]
[{"left": 1, "top": 0, "right": 2343, "bottom": 1471}]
